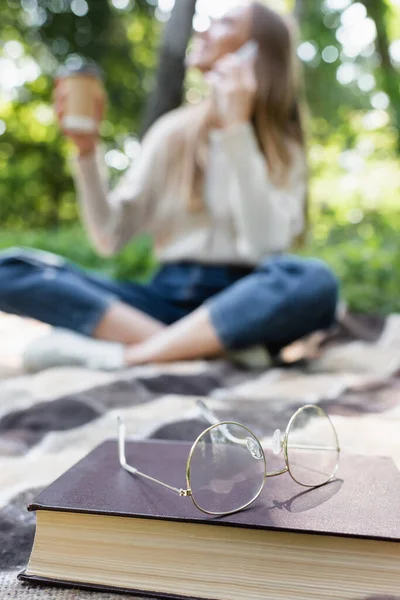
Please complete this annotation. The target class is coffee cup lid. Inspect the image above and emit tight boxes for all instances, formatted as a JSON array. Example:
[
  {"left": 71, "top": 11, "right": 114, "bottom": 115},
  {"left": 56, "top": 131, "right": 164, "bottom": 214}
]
[{"left": 57, "top": 59, "right": 103, "bottom": 79}]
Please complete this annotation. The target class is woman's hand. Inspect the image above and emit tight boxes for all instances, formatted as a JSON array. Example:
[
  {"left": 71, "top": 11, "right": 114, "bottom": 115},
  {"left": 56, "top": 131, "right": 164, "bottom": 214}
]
[
  {"left": 54, "top": 80, "right": 106, "bottom": 157},
  {"left": 206, "top": 53, "right": 257, "bottom": 129}
]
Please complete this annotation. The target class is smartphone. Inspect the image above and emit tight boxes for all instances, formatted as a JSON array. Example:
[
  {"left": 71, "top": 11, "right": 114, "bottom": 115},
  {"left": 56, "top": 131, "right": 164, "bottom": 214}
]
[{"left": 235, "top": 40, "right": 258, "bottom": 63}]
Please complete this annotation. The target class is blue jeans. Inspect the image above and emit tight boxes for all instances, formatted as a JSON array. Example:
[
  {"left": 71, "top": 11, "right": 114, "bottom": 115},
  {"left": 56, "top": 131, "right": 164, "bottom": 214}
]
[{"left": 0, "top": 248, "right": 338, "bottom": 353}]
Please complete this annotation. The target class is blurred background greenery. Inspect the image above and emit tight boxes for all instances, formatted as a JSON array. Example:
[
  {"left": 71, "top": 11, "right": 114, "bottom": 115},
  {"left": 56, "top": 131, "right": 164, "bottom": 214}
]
[{"left": 0, "top": 0, "right": 399, "bottom": 314}]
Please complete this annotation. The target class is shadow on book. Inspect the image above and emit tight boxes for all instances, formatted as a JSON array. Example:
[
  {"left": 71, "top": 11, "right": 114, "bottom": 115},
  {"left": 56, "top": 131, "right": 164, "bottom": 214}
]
[{"left": 267, "top": 477, "right": 343, "bottom": 514}]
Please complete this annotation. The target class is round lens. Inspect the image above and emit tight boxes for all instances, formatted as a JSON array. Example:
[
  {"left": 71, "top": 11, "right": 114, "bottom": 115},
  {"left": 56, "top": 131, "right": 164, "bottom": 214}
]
[
  {"left": 286, "top": 405, "right": 339, "bottom": 487},
  {"left": 188, "top": 422, "right": 266, "bottom": 515}
]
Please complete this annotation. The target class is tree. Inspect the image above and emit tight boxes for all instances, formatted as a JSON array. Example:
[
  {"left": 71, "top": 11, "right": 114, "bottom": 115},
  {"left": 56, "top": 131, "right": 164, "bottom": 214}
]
[
  {"left": 293, "top": 0, "right": 304, "bottom": 22},
  {"left": 358, "top": 0, "right": 400, "bottom": 153},
  {"left": 141, "top": 0, "right": 197, "bottom": 136}
]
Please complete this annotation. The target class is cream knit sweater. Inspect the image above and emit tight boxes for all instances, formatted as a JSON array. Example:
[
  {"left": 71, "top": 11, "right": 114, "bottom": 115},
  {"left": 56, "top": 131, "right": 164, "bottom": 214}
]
[{"left": 73, "top": 107, "right": 307, "bottom": 266}]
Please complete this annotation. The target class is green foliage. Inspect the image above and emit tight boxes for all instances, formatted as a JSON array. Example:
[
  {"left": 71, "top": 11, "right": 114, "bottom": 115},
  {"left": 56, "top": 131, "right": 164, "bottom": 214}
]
[
  {"left": 303, "top": 205, "right": 400, "bottom": 314},
  {"left": 297, "top": 0, "right": 400, "bottom": 136},
  {"left": 0, "top": 0, "right": 159, "bottom": 228}
]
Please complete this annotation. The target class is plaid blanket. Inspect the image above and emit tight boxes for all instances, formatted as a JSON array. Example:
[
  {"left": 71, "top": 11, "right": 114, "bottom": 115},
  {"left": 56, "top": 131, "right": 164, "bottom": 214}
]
[{"left": 1, "top": 313, "right": 400, "bottom": 599}]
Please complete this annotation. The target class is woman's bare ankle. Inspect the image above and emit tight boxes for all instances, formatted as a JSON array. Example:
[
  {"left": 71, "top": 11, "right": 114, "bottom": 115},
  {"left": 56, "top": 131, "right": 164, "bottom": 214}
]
[
  {"left": 125, "top": 343, "right": 152, "bottom": 365},
  {"left": 94, "top": 302, "right": 165, "bottom": 344}
]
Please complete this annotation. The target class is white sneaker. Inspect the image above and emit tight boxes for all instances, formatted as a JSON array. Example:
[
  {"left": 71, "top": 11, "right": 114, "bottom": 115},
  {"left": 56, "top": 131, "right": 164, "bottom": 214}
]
[
  {"left": 23, "top": 329, "right": 126, "bottom": 373},
  {"left": 378, "top": 314, "right": 400, "bottom": 349}
]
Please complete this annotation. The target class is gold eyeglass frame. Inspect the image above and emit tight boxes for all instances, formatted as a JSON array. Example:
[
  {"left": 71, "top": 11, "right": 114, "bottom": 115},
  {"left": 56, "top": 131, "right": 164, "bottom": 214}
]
[{"left": 118, "top": 402, "right": 340, "bottom": 516}]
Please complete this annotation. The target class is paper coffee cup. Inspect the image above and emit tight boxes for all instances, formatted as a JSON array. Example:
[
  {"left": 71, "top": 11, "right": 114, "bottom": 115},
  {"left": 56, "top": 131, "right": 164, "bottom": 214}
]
[{"left": 57, "top": 63, "right": 104, "bottom": 134}]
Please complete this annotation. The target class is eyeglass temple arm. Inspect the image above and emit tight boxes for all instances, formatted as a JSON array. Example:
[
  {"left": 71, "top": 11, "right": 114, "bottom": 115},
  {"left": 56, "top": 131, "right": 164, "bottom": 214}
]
[
  {"left": 196, "top": 400, "right": 249, "bottom": 448},
  {"left": 117, "top": 417, "right": 190, "bottom": 497},
  {"left": 196, "top": 399, "right": 220, "bottom": 426}
]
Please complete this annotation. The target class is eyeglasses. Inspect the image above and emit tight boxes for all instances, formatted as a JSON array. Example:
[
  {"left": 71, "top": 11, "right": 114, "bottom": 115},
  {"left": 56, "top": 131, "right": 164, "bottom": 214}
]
[{"left": 118, "top": 402, "right": 340, "bottom": 516}]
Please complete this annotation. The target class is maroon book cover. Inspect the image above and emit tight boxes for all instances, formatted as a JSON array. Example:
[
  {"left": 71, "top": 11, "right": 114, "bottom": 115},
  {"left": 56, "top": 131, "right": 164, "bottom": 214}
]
[
  {"left": 19, "top": 440, "right": 400, "bottom": 599},
  {"left": 24, "top": 439, "right": 400, "bottom": 540}
]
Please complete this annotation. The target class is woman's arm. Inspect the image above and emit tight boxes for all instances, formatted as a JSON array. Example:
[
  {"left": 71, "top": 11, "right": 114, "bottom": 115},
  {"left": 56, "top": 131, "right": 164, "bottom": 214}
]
[
  {"left": 210, "top": 123, "right": 307, "bottom": 259},
  {"left": 72, "top": 121, "right": 163, "bottom": 257}
]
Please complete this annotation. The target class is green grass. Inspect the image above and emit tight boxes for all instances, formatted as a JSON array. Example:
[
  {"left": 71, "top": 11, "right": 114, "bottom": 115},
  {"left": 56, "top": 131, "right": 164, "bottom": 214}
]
[{"left": 0, "top": 205, "right": 399, "bottom": 315}]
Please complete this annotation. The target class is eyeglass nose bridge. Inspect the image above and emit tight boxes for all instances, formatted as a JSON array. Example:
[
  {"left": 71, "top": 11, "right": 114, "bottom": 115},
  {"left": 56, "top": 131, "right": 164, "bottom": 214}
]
[
  {"left": 266, "top": 429, "right": 289, "bottom": 479},
  {"left": 272, "top": 429, "right": 285, "bottom": 455}
]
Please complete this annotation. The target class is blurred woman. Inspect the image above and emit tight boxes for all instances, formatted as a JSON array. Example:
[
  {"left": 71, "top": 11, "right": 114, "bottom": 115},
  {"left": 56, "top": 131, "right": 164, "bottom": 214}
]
[{"left": 0, "top": 2, "right": 338, "bottom": 370}]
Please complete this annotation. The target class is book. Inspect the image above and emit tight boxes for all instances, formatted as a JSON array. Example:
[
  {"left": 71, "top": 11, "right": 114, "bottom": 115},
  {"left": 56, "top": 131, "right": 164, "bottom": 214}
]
[{"left": 19, "top": 439, "right": 400, "bottom": 600}]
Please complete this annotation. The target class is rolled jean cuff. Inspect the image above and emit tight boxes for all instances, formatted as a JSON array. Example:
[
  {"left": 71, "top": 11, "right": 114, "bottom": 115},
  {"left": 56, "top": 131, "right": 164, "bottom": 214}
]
[
  {"left": 76, "top": 294, "right": 118, "bottom": 337},
  {"left": 206, "top": 255, "right": 339, "bottom": 352},
  {"left": 207, "top": 296, "right": 242, "bottom": 350}
]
